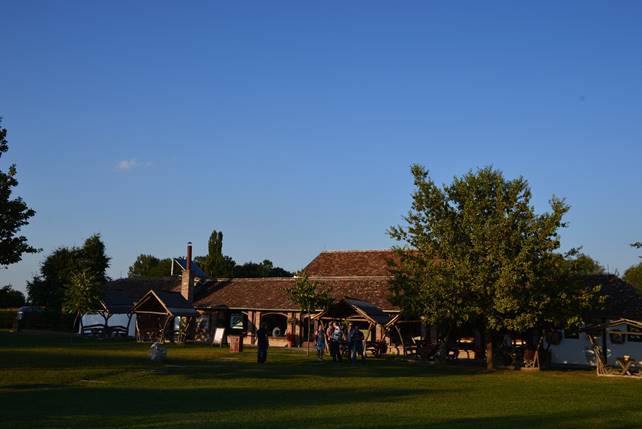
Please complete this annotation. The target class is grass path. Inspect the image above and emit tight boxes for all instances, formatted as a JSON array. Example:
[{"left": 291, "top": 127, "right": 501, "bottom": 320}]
[{"left": 1, "top": 330, "right": 640, "bottom": 428}]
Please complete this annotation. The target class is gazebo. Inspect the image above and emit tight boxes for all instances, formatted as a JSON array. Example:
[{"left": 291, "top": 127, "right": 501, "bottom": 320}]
[
  {"left": 132, "top": 289, "right": 196, "bottom": 343},
  {"left": 313, "top": 297, "right": 391, "bottom": 355},
  {"left": 582, "top": 318, "right": 642, "bottom": 378}
]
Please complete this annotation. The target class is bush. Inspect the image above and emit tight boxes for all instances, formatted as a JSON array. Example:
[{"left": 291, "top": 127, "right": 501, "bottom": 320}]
[
  {"left": 21, "top": 311, "right": 74, "bottom": 331},
  {"left": 0, "top": 309, "right": 17, "bottom": 329}
]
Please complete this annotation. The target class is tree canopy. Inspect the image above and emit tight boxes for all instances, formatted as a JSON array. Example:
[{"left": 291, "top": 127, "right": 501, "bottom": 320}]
[
  {"left": 624, "top": 263, "right": 642, "bottom": 295},
  {"left": 0, "top": 285, "right": 25, "bottom": 308},
  {"left": 562, "top": 251, "right": 604, "bottom": 276},
  {"left": 0, "top": 119, "right": 39, "bottom": 267},
  {"left": 285, "top": 273, "right": 333, "bottom": 313},
  {"left": 388, "top": 165, "right": 597, "bottom": 346},
  {"left": 195, "top": 230, "right": 235, "bottom": 278},
  {"left": 62, "top": 270, "right": 105, "bottom": 330},
  {"left": 128, "top": 254, "right": 173, "bottom": 278},
  {"left": 130, "top": 228, "right": 293, "bottom": 279},
  {"left": 27, "top": 234, "right": 110, "bottom": 312}
]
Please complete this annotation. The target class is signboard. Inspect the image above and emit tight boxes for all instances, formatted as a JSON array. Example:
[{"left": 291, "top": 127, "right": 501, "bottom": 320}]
[
  {"left": 229, "top": 313, "right": 244, "bottom": 330},
  {"left": 212, "top": 327, "right": 225, "bottom": 346}
]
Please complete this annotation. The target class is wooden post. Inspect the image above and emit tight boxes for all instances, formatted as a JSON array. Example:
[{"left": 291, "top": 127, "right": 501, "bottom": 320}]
[{"left": 601, "top": 318, "right": 608, "bottom": 365}]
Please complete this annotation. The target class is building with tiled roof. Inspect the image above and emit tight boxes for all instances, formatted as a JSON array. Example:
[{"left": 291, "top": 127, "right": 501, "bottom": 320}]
[{"left": 91, "top": 246, "right": 642, "bottom": 358}]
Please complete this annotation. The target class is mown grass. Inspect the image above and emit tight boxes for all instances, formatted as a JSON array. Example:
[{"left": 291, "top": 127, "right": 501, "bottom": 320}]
[{"left": 1, "top": 330, "right": 640, "bottom": 428}]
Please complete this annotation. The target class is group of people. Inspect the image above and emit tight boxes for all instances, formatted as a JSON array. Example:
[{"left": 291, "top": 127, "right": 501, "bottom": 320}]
[
  {"left": 315, "top": 321, "right": 365, "bottom": 363},
  {"left": 255, "top": 321, "right": 367, "bottom": 364}
]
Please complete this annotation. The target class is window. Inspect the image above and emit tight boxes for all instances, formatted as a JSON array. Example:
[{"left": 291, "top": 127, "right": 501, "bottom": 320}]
[
  {"left": 628, "top": 324, "right": 642, "bottom": 342},
  {"left": 610, "top": 329, "right": 625, "bottom": 345},
  {"left": 261, "top": 313, "right": 287, "bottom": 337}
]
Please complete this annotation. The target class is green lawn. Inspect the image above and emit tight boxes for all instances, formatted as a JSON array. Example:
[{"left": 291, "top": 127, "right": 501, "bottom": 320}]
[{"left": 0, "top": 330, "right": 640, "bottom": 428}]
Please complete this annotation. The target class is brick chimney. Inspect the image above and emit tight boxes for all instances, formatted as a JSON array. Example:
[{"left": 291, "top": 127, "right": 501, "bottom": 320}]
[{"left": 181, "top": 242, "right": 194, "bottom": 303}]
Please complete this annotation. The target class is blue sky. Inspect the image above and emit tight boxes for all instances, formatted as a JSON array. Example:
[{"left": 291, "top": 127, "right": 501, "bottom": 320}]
[{"left": 2, "top": 1, "right": 641, "bottom": 292}]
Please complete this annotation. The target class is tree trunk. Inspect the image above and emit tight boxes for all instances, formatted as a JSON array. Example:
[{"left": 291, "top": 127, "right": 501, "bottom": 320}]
[
  {"left": 306, "top": 313, "right": 310, "bottom": 357},
  {"left": 71, "top": 312, "right": 80, "bottom": 343},
  {"left": 485, "top": 331, "right": 495, "bottom": 370}
]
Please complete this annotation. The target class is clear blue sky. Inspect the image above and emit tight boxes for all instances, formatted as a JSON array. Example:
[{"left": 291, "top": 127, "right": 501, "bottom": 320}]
[{"left": 2, "top": 1, "right": 641, "bottom": 293}]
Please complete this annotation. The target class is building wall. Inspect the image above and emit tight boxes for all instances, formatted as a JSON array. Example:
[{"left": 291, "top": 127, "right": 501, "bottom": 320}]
[{"left": 548, "top": 326, "right": 642, "bottom": 367}]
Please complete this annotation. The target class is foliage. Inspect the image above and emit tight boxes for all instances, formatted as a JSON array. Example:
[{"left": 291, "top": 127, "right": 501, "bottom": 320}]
[
  {"left": 197, "top": 230, "right": 236, "bottom": 277},
  {"left": 0, "top": 285, "right": 25, "bottom": 308},
  {"left": 27, "top": 234, "right": 110, "bottom": 312},
  {"left": 196, "top": 229, "right": 292, "bottom": 278},
  {"left": 388, "top": 165, "right": 597, "bottom": 337},
  {"left": 624, "top": 262, "right": 642, "bottom": 295},
  {"left": 62, "top": 270, "right": 105, "bottom": 320},
  {"left": 233, "top": 259, "right": 293, "bottom": 278},
  {"left": 285, "top": 273, "right": 333, "bottom": 313},
  {"left": 128, "top": 254, "right": 173, "bottom": 277},
  {"left": 132, "top": 228, "right": 292, "bottom": 279},
  {"left": 0, "top": 119, "right": 39, "bottom": 267},
  {"left": 563, "top": 252, "right": 604, "bottom": 275}
]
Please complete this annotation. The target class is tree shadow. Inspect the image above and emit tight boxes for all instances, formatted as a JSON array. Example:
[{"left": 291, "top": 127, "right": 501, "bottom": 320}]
[{"left": 0, "top": 385, "right": 442, "bottom": 426}]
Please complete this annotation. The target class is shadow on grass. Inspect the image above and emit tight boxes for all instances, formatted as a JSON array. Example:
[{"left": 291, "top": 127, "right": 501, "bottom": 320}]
[
  {"left": 0, "top": 385, "right": 440, "bottom": 425},
  {"left": 0, "top": 347, "right": 486, "bottom": 381},
  {"left": 0, "top": 384, "right": 636, "bottom": 429}
]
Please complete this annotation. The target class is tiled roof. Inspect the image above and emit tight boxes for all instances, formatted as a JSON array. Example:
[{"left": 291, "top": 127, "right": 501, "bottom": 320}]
[
  {"left": 194, "top": 276, "right": 397, "bottom": 311},
  {"left": 104, "top": 277, "right": 181, "bottom": 310},
  {"left": 303, "top": 250, "right": 399, "bottom": 277}
]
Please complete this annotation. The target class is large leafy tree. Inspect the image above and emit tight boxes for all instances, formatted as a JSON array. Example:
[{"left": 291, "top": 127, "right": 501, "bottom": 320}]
[
  {"left": 27, "top": 234, "right": 110, "bottom": 312},
  {"left": 389, "top": 165, "right": 596, "bottom": 368},
  {"left": 285, "top": 273, "right": 333, "bottom": 355},
  {"left": 0, "top": 120, "right": 39, "bottom": 267}
]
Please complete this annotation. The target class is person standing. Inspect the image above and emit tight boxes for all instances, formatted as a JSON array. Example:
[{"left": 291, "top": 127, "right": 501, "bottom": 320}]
[
  {"left": 332, "top": 323, "right": 343, "bottom": 362},
  {"left": 316, "top": 324, "right": 326, "bottom": 360},
  {"left": 348, "top": 324, "right": 358, "bottom": 364},
  {"left": 256, "top": 323, "right": 269, "bottom": 364},
  {"left": 326, "top": 321, "right": 335, "bottom": 360}
]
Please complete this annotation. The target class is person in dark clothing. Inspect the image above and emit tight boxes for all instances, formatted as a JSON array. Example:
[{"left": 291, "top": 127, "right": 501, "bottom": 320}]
[{"left": 256, "top": 323, "right": 269, "bottom": 364}]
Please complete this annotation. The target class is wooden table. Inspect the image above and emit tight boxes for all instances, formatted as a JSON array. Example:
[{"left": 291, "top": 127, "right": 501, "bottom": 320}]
[{"left": 616, "top": 357, "right": 637, "bottom": 376}]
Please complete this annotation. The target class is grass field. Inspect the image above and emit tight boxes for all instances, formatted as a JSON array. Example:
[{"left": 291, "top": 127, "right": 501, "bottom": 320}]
[{"left": 1, "top": 330, "right": 641, "bottom": 428}]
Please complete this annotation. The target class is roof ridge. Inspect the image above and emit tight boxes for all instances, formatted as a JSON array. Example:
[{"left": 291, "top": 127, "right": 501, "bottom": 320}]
[
  {"left": 308, "top": 275, "right": 393, "bottom": 280},
  {"left": 208, "top": 277, "right": 295, "bottom": 282},
  {"left": 318, "top": 249, "right": 394, "bottom": 254}
]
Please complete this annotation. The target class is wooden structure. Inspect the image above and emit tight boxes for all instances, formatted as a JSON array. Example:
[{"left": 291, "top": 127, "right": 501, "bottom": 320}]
[
  {"left": 313, "top": 298, "right": 391, "bottom": 356},
  {"left": 80, "top": 289, "right": 133, "bottom": 338},
  {"left": 132, "top": 290, "right": 196, "bottom": 343},
  {"left": 582, "top": 319, "right": 642, "bottom": 378}
]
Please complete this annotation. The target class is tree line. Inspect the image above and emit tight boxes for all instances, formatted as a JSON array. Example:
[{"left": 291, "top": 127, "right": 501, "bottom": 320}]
[{"left": 127, "top": 229, "right": 293, "bottom": 279}]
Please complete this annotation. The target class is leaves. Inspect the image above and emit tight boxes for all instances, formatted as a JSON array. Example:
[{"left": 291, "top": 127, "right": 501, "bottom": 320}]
[
  {"left": 285, "top": 273, "right": 333, "bottom": 313},
  {"left": 0, "top": 120, "right": 39, "bottom": 266},
  {"left": 27, "top": 234, "right": 110, "bottom": 312},
  {"left": 389, "top": 165, "right": 597, "bottom": 334},
  {"left": 62, "top": 270, "right": 105, "bottom": 316}
]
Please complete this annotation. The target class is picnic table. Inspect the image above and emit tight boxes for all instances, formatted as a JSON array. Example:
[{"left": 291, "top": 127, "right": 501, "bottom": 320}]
[{"left": 616, "top": 356, "right": 639, "bottom": 376}]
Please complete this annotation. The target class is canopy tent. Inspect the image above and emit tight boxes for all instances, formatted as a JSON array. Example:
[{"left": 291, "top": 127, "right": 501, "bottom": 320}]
[{"left": 132, "top": 290, "right": 196, "bottom": 343}]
